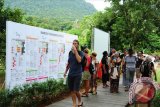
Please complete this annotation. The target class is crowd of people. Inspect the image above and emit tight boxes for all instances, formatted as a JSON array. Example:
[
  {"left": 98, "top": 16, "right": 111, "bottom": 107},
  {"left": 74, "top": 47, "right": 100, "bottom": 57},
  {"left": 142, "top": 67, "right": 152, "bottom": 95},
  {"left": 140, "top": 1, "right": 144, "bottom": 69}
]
[{"left": 64, "top": 39, "right": 158, "bottom": 107}]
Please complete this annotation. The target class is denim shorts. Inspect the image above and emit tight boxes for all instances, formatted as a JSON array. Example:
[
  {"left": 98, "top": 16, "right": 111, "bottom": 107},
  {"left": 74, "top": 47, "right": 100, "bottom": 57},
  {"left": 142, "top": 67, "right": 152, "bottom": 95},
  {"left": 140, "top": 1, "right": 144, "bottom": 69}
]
[{"left": 68, "top": 75, "right": 82, "bottom": 91}]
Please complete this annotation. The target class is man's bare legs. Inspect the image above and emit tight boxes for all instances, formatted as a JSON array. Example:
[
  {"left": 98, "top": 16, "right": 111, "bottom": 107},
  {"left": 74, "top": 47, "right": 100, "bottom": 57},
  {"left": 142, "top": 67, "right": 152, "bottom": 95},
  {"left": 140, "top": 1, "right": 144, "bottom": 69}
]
[
  {"left": 75, "top": 91, "right": 82, "bottom": 105},
  {"left": 71, "top": 91, "right": 77, "bottom": 107},
  {"left": 71, "top": 91, "right": 83, "bottom": 107}
]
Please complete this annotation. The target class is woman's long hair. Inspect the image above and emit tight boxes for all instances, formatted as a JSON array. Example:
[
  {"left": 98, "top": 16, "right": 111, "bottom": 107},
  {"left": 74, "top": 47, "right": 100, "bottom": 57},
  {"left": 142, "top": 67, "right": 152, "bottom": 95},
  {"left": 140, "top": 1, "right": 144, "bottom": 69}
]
[{"left": 102, "top": 51, "right": 108, "bottom": 59}]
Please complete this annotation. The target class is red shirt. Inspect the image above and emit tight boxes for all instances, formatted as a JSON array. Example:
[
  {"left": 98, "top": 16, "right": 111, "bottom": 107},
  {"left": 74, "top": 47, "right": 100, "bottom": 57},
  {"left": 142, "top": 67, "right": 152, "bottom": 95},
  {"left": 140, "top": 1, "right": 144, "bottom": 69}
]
[{"left": 84, "top": 56, "right": 91, "bottom": 71}]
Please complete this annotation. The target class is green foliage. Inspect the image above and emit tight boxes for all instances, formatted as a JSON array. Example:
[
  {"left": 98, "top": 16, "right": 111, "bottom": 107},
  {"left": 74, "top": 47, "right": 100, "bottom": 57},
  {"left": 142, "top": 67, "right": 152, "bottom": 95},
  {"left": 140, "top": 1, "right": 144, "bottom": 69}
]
[
  {"left": 68, "top": 0, "right": 160, "bottom": 52},
  {"left": 153, "top": 51, "right": 160, "bottom": 56},
  {"left": 68, "top": 12, "right": 103, "bottom": 48},
  {"left": 22, "top": 16, "right": 73, "bottom": 31},
  {"left": 0, "top": 90, "right": 11, "bottom": 107},
  {"left": 152, "top": 90, "right": 160, "bottom": 107},
  {"left": 0, "top": 79, "right": 69, "bottom": 107},
  {"left": 0, "top": 32, "right": 6, "bottom": 69},
  {"left": 95, "top": 0, "right": 160, "bottom": 52},
  {"left": 4, "top": 0, "right": 96, "bottom": 21},
  {"left": 0, "top": 0, "right": 24, "bottom": 32},
  {"left": 156, "top": 69, "right": 160, "bottom": 83},
  {"left": 0, "top": 0, "right": 75, "bottom": 68},
  {"left": 0, "top": 0, "right": 24, "bottom": 70}
]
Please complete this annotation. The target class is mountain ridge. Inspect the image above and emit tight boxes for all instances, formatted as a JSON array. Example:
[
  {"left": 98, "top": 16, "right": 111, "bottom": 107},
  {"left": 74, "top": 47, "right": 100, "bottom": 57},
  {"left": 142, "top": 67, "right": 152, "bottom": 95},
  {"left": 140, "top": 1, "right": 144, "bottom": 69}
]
[{"left": 5, "top": 0, "right": 97, "bottom": 21}]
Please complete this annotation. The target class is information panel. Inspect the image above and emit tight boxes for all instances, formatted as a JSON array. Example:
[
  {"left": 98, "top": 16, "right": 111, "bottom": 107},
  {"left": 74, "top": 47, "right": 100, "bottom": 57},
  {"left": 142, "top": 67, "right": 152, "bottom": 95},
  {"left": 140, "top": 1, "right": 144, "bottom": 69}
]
[
  {"left": 6, "top": 21, "right": 78, "bottom": 89},
  {"left": 93, "top": 28, "right": 110, "bottom": 62}
]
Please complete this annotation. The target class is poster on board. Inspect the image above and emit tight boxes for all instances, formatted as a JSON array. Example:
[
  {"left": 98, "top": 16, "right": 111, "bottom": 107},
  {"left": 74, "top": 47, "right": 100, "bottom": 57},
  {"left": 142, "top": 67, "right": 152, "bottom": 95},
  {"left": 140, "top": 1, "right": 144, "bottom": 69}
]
[{"left": 6, "top": 21, "right": 78, "bottom": 89}]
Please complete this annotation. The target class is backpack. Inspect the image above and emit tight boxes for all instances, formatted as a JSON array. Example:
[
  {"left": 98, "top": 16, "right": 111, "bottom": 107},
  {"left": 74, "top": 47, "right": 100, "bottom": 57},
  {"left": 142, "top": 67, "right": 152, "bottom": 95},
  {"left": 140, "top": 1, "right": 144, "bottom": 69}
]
[
  {"left": 81, "top": 56, "right": 87, "bottom": 71},
  {"left": 81, "top": 56, "right": 94, "bottom": 74},
  {"left": 140, "top": 61, "right": 152, "bottom": 77},
  {"left": 69, "top": 51, "right": 94, "bottom": 74},
  {"left": 89, "top": 57, "right": 95, "bottom": 75}
]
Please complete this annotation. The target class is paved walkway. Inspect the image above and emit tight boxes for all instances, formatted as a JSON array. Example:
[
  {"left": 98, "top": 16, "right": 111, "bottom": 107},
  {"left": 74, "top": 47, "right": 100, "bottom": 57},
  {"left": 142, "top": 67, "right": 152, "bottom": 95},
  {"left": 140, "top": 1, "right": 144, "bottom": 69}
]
[{"left": 48, "top": 78, "right": 129, "bottom": 107}]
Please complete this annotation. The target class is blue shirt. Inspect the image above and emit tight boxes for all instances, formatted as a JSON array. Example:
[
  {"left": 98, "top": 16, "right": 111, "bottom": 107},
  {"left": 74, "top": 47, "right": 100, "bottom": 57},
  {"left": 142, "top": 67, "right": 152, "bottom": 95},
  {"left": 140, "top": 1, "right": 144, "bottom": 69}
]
[
  {"left": 68, "top": 51, "right": 84, "bottom": 76},
  {"left": 125, "top": 55, "right": 136, "bottom": 69}
]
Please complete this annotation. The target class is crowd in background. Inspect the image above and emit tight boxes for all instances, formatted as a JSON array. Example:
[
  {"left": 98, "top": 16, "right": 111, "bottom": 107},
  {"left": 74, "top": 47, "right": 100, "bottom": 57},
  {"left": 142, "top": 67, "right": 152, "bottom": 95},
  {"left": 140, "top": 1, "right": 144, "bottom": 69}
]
[
  {"left": 64, "top": 39, "right": 159, "bottom": 107},
  {"left": 81, "top": 48, "right": 158, "bottom": 93}
]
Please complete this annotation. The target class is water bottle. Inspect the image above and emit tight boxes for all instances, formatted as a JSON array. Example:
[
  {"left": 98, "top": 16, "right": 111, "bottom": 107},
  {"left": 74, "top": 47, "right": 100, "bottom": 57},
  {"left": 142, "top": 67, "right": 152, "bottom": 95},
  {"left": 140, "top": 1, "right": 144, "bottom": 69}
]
[{"left": 63, "top": 76, "right": 67, "bottom": 85}]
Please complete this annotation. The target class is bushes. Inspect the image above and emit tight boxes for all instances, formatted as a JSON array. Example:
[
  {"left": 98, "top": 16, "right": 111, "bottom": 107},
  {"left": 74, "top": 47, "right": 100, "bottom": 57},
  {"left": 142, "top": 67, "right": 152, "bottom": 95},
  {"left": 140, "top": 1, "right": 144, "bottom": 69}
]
[
  {"left": 0, "top": 79, "right": 69, "bottom": 107},
  {"left": 152, "top": 90, "right": 160, "bottom": 107},
  {"left": 156, "top": 69, "right": 160, "bottom": 83},
  {"left": 0, "top": 89, "right": 12, "bottom": 107}
]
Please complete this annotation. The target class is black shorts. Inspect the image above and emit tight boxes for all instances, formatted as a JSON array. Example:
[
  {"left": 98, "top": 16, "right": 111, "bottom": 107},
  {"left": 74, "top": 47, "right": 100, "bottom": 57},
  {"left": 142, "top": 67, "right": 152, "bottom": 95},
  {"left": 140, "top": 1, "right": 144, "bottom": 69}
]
[{"left": 68, "top": 75, "right": 82, "bottom": 91}]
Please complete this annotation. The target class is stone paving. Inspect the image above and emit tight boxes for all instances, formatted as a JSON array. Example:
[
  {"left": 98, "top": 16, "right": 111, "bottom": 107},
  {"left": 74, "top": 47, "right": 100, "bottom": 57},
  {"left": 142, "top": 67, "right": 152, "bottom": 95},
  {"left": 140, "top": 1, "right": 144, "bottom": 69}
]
[{"left": 48, "top": 78, "right": 129, "bottom": 107}]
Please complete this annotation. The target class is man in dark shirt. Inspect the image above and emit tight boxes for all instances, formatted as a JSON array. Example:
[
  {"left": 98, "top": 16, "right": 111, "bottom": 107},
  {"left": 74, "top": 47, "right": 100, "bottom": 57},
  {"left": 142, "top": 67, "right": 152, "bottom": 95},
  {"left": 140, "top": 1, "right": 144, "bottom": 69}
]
[{"left": 64, "top": 40, "right": 84, "bottom": 107}]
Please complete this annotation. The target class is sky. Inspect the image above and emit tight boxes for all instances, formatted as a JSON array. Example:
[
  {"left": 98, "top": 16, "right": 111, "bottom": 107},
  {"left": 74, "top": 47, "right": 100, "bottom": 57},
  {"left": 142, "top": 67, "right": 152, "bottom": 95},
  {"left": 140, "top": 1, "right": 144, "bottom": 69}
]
[{"left": 85, "top": 0, "right": 111, "bottom": 11}]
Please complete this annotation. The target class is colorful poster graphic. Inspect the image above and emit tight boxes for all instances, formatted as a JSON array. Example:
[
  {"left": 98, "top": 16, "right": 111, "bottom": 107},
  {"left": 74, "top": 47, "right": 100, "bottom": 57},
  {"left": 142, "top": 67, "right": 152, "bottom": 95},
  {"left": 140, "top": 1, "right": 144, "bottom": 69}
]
[
  {"left": 6, "top": 21, "right": 78, "bottom": 89},
  {"left": 10, "top": 39, "right": 26, "bottom": 88}
]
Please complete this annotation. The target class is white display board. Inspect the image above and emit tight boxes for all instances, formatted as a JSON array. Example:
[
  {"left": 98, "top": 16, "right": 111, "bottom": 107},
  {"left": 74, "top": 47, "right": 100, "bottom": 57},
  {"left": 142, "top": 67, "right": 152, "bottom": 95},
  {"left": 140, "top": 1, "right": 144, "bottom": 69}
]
[
  {"left": 6, "top": 21, "right": 78, "bottom": 89},
  {"left": 93, "top": 28, "right": 110, "bottom": 62}
]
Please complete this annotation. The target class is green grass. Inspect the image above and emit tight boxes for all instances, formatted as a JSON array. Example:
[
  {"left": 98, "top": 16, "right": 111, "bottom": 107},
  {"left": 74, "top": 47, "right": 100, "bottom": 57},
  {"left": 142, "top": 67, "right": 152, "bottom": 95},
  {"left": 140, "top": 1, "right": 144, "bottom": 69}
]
[{"left": 156, "top": 68, "right": 160, "bottom": 83}]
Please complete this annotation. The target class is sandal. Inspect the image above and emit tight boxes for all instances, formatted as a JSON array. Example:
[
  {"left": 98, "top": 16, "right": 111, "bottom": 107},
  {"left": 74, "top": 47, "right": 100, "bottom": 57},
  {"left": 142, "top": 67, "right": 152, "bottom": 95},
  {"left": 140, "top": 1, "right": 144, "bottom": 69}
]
[
  {"left": 89, "top": 90, "right": 93, "bottom": 93},
  {"left": 103, "top": 85, "right": 106, "bottom": 88},
  {"left": 81, "top": 92, "right": 86, "bottom": 94},
  {"left": 106, "top": 84, "right": 109, "bottom": 87},
  {"left": 92, "top": 91, "right": 97, "bottom": 95},
  {"left": 78, "top": 102, "right": 83, "bottom": 107},
  {"left": 81, "top": 94, "right": 88, "bottom": 97}
]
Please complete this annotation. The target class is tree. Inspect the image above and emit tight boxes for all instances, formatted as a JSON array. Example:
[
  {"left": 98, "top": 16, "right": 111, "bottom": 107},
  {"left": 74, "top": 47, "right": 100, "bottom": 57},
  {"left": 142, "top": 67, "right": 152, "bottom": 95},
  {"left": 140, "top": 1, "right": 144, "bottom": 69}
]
[
  {"left": 96, "top": 0, "right": 160, "bottom": 52},
  {"left": 0, "top": 0, "right": 24, "bottom": 67},
  {"left": 68, "top": 12, "right": 103, "bottom": 48}
]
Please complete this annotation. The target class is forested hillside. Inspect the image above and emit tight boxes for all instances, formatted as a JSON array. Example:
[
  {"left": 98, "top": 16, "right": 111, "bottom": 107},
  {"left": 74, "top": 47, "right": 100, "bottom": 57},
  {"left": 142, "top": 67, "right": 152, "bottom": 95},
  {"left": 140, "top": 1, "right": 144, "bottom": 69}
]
[{"left": 4, "top": 0, "right": 96, "bottom": 21}]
